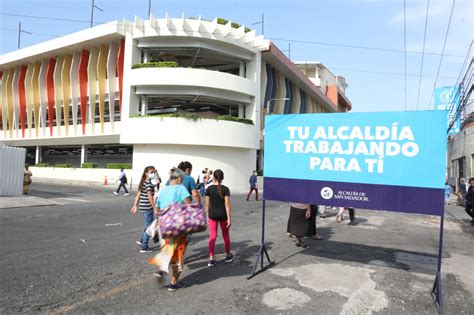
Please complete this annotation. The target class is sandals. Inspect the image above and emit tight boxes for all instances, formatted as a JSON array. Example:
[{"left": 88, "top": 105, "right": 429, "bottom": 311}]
[
  {"left": 319, "top": 213, "right": 326, "bottom": 218},
  {"left": 295, "top": 237, "right": 308, "bottom": 248},
  {"left": 312, "top": 235, "right": 323, "bottom": 240}
]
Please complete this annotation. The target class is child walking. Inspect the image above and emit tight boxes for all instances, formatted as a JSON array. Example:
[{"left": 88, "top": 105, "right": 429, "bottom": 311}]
[
  {"left": 205, "top": 169, "right": 234, "bottom": 266},
  {"left": 130, "top": 166, "right": 159, "bottom": 253}
]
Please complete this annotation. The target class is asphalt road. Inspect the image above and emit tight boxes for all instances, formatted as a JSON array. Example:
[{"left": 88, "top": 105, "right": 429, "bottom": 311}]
[{"left": 0, "top": 181, "right": 473, "bottom": 314}]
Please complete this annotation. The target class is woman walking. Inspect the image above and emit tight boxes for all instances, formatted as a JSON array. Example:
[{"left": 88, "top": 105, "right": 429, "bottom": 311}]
[
  {"left": 205, "top": 170, "right": 214, "bottom": 191},
  {"left": 131, "top": 166, "right": 159, "bottom": 253},
  {"left": 177, "top": 161, "right": 201, "bottom": 203},
  {"left": 287, "top": 203, "right": 320, "bottom": 247},
  {"left": 205, "top": 169, "right": 234, "bottom": 267},
  {"left": 23, "top": 164, "right": 33, "bottom": 195},
  {"left": 153, "top": 167, "right": 192, "bottom": 292},
  {"left": 335, "top": 207, "right": 356, "bottom": 224}
]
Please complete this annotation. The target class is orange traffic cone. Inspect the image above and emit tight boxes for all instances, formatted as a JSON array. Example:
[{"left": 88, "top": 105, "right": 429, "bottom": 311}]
[{"left": 104, "top": 176, "right": 108, "bottom": 186}]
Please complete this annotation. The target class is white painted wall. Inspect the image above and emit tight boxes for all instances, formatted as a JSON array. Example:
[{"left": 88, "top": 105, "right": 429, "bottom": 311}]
[
  {"left": 132, "top": 144, "right": 256, "bottom": 192},
  {"left": 128, "top": 67, "right": 257, "bottom": 98},
  {"left": 447, "top": 126, "right": 474, "bottom": 190},
  {"left": 121, "top": 117, "right": 259, "bottom": 149},
  {"left": 29, "top": 167, "right": 124, "bottom": 184},
  {"left": 0, "top": 146, "right": 25, "bottom": 196}
]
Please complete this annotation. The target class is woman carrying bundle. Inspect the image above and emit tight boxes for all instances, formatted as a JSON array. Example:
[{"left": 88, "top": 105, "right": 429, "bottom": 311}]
[{"left": 150, "top": 167, "right": 191, "bottom": 292}]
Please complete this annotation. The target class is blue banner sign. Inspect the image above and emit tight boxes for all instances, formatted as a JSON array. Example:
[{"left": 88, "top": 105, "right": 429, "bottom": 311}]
[
  {"left": 263, "top": 111, "right": 447, "bottom": 216},
  {"left": 434, "top": 86, "right": 460, "bottom": 135}
]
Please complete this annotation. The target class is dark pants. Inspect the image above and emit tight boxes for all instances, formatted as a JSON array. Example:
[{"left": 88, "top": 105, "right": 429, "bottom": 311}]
[
  {"left": 116, "top": 182, "right": 129, "bottom": 193},
  {"left": 246, "top": 187, "right": 258, "bottom": 200},
  {"left": 465, "top": 204, "right": 474, "bottom": 222},
  {"left": 348, "top": 208, "right": 355, "bottom": 222}
]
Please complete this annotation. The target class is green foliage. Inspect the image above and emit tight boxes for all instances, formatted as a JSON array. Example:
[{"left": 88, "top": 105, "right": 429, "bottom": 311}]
[
  {"left": 217, "top": 18, "right": 252, "bottom": 33},
  {"left": 217, "top": 17, "right": 229, "bottom": 25},
  {"left": 216, "top": 115, "right": 254, "bottom": 125},
  {"left": 106, "top": 163, "right": 132, "bottom": 169},
  {"left": 34, "top": 163, "right": 49, "bottom": 167},
  {"left": 81, "top": 163, "right": 97, "bottom": 168},
  {"left": 132, "top": 61, "right": 179, "bottom": 69},
  {"left": 131, "top": 112, "right": 202, "bottom": 121},
  {"left": 54, "top": 163, "right": 73, "bottom": 168},
  {"left": 157, "top": 112, "right": 202, "bottom": 121},
  {"left": 130, "top": 113, "right": 254, "bottom": 125}
]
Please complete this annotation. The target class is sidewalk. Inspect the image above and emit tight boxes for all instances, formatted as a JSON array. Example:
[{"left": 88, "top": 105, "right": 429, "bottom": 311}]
[{"left": 0, "top": 195, "right": 59, "bottom": 209}]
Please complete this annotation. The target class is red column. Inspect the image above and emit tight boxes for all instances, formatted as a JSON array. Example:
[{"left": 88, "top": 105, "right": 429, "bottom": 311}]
[
  {"left": 46, "top": 58, "right": 56, "bottom": 136},
  {"left": 78, "top": 49, "right": 89, "bottom": 135},
  {"left": 18, "top": 65, "right": 28, "bottom": 138},
  {"left": 116, "top": 39, "right": 125, "bottom": 112}
]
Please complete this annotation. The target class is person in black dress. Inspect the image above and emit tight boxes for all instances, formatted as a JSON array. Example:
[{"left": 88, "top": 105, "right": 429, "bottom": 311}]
[{"left": 287, "top": 203, "right": 322, "bottom": 247}]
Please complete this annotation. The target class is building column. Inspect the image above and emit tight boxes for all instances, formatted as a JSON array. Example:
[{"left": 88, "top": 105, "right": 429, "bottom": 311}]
[
  {"left": 238, "top": 104, "right": 245, "bottom": 118},
  {"left": 140, "top": 96, "right": 147, "bottom": 116},
  {"left": 239, "top": 62, "right": 245, "bottom": 77},
  {"left": 81, "top": 144, "right": 87, "bottom": 166},
  {"left": 143, "top": 50, "right": 149, "bottom": 63},
  {"left": 35, "top": 146, "right": 42, "bottom": 165}
]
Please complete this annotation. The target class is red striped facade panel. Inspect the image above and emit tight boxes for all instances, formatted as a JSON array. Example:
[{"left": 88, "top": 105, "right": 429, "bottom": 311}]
[
  {"left": 78, "top": 49, "right": 90, "bottom": 135},
  {"left": 46, "top": 58, "right": 56, "bottom": 136},
  {"left": 18, "top": 65, "right": 28, "bottom": 138}
]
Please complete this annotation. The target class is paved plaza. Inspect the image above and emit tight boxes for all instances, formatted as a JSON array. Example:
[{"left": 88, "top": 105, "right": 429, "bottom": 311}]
[{"left": 0, "top": 180, "right": 473, "bottom": 314}]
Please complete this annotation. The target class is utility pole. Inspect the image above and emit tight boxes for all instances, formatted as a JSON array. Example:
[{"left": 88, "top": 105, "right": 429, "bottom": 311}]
[
  {"left": 252, "top": 13, "right": 264, "bottom": 35},
  {"left": 17, "top": 22, "right": 31, "bottom": 49},
  {"left": 148, "top": 0, "right": 152, "bottom": 18},
  {"left": 90, "top": 0, "right": 104, "bottom": 28},
  {"left": 283, "top": 43, "right": 291, "bottom": 60}
]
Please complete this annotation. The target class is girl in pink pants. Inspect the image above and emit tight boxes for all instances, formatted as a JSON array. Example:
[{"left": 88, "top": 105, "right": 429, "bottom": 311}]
[{"left": 205, "top": 169, "right": 234, "bottom": 267}]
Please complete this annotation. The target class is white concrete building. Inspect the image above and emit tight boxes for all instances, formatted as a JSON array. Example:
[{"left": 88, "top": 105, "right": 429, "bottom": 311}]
[{"left": 0, "top": 16, "right": 352, "bottom": 191}]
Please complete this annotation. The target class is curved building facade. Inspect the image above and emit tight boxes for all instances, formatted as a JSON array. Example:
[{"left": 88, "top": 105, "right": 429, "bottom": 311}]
[{"left": 0, "top": 16, "right": 352, "bottom": 191}]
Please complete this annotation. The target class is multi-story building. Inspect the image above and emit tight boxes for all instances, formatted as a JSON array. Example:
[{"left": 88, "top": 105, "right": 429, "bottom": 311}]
[{"left": 0, "top": 16, "right": 352, "bottom": 191}]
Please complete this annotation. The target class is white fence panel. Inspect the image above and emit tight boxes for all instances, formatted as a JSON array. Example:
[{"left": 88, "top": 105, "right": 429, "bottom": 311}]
[{"left": 0, "top": 146, "right": 26, "bottom": 196}]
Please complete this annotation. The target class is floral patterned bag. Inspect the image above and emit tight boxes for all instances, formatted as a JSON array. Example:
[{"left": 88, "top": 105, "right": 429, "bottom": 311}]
[{"left": 159, "top": 202, "right": 207, "bottom": 238}]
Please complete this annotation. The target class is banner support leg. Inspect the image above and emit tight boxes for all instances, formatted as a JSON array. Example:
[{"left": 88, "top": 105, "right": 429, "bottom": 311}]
[
  {"left": 247, "top": 199, "right": 274, "bottom": 279},
  {"left": 431, "top": 215, "right": 445, "bottom": 315}
]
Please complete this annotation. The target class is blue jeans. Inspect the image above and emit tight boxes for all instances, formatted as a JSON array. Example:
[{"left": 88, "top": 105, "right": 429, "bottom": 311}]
[
  {"left": 140, "top": 211, "right": 154, "bottom": 249},
  {"left": 198, "top": 184, "right": 205, "bottom": 196}
]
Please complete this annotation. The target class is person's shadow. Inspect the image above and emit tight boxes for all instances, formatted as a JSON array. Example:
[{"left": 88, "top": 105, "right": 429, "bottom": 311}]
[{"left": 179, "top": 240, "right": 274, "bottom": 287}]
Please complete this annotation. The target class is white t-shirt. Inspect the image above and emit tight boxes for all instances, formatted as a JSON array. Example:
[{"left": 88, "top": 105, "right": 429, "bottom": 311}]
[
  {"left": 205, "top": 175, "right": 214, "bottom": 189},
  {"left": 198, "top": 173, "right": 206, "bottom": 185}
]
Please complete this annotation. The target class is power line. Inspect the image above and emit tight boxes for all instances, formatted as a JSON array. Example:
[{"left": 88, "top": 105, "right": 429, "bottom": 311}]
[
  {"left": 427, "top": 0, "right": 457, "bottom": 110},
  {"left": 0, "top": 11, "right": 466, "bottom": 58},
  {"left": 403, "top": 0, "right": 407, "bottom": 111},
  {"left": 445, "top": 42, "right": 473, "bottom": 130},
  {"left": 269, "top": 37, "right": 465, "bottom": 58},
  {"left": 0, "top": 12, "right": 93, "bottom": 24},
  {"left": 0, "top": 26, "right": 462, "bottom": 80},
  {"left": 415, "top": 0, "right": 430, "bottom": 110},
  {"left": 328, "top": 66, "right": 458, "bottom": 79}
]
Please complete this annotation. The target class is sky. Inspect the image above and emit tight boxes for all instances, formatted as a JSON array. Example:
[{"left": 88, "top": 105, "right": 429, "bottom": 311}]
[{"left": 0, "top": 0, "right": 472, "bottom": 112}]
